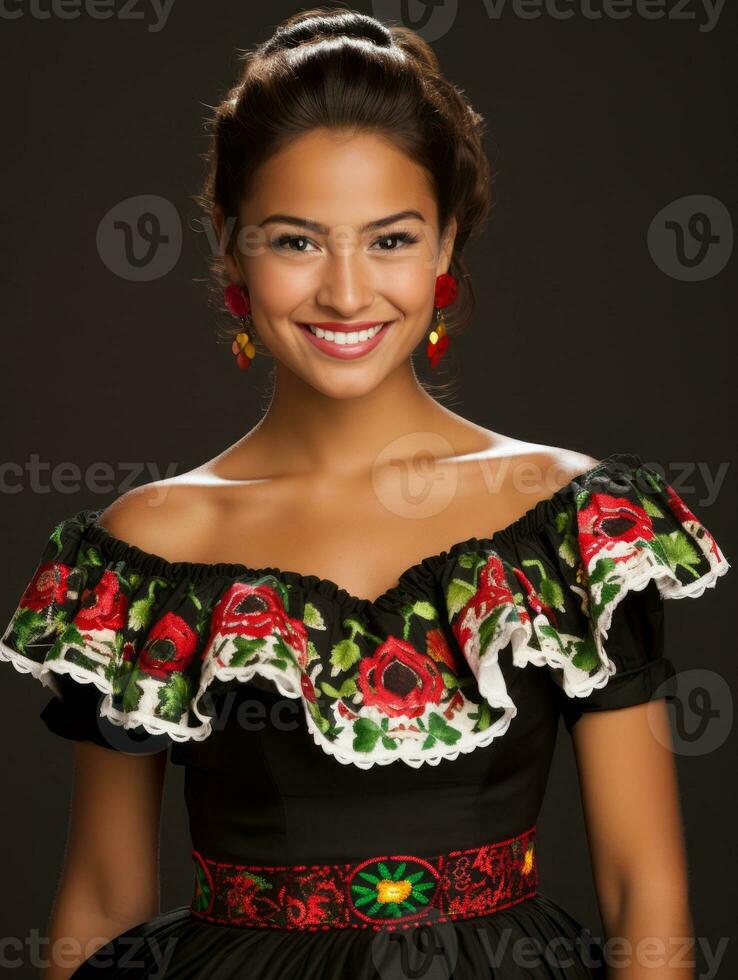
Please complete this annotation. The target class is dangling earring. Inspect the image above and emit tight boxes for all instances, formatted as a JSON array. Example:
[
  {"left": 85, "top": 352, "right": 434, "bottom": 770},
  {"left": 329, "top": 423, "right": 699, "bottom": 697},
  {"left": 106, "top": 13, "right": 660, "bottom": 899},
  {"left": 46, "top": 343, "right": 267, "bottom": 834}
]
[
  {"left": 427, "top": 272, "right": 458, "bottom": 369},
  {"left": 224, "top": 284, "right": 256, "bottom": 370}
]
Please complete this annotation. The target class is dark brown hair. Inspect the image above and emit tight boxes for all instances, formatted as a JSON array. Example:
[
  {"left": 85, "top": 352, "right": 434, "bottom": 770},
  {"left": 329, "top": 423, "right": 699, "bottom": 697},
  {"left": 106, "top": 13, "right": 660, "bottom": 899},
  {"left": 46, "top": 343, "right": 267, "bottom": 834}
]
[{"left": 196, "top": 6, "right": 494, "bottom": 399}]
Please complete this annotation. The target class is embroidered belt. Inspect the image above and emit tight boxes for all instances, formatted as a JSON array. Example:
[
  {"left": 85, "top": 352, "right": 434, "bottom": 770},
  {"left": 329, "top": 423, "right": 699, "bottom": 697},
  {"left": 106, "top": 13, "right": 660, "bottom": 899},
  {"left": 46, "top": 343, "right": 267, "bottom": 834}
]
[{"left": 189, "top": 825, "right": 537, "bottom": 932}]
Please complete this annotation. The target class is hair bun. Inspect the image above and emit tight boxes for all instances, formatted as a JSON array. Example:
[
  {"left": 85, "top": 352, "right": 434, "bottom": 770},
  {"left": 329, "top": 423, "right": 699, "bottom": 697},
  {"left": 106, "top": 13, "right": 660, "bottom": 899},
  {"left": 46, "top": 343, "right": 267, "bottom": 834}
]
[{"left": 260, "top": 10, "right": 393, "bottom": 55}]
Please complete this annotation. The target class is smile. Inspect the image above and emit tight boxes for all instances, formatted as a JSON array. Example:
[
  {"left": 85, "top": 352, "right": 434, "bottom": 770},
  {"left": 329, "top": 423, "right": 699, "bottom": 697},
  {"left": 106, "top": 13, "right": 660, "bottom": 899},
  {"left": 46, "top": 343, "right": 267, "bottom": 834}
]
[{"left": 297, "top": 321, "right": 394, "bottom": 360}]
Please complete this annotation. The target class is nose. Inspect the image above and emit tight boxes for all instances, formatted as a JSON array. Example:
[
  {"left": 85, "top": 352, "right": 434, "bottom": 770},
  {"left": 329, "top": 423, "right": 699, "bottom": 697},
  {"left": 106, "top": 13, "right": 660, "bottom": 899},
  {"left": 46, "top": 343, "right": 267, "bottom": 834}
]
[{"left": 315, "top": 248, "right": 375, "bottom": 319}]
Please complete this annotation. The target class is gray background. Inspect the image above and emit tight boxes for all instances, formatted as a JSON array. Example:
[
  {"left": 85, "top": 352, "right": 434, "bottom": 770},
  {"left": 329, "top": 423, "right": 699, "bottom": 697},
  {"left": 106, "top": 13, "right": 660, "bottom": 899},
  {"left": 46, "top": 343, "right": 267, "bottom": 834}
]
[{"left": 1, "top": 1, "right": 735, "bottom": 976}]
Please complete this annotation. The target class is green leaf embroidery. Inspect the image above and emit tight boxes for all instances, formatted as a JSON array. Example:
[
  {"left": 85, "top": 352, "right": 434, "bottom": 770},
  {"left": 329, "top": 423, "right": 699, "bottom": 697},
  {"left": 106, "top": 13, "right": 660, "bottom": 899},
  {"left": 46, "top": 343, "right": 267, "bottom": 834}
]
[
  {"left": 478, "top": 604, "right": 507, "bottom": 659},
  {"left": 80, "top": 546, "right": 103, "bottom": 569},
  {"left": 557, "top": 534, "right": 579, "bottom": 569},
  {"left": 591, "top": 581, "right": 622, "bottom": 624},
  {"left": 538, "top": 622, "right": 568, "bottom": 657},
  {"left": 446, "top": 577, "right": 477, "bottom": 619},
  {"left": 128, "top": 598, "right": 154, "bottom": 632},
  {"left": 329, "top": 638, "right": 361, "bottom": 674},
  {"left": 588, "top": 556, "right": 616, "bottom": 586},
  {"left": 571, "top": 635, "right": 600, "bottom": 672},
  {"left": 306, "top": 639, "right": 320, "bottom": 666},
  {"left": 306, "top": 698, "right": 331, "bottom": 734},
  {"left": 231, "top": 636, "right": 266, "bottom": 667},
  {"left": 425, "top": 711, "right": 462, "bottom": 746},
  {"left": 8, "top": 608, "right": 48, "bottom": 653},
  {"left": 49, "top": 523, "right": 64, "bottom": 557},
  {"left": 440, "top": 670, "right": 458, "bottom": 690},
  {"left": 470, "top": 698, "right": 492, "bottom": 732},
  {"left": 303, "top": 601, "right": 326, "bottom": 630},
  {"left": 539, "top": 574, "right": 565, "bottom": 612},
  {"left": 352, "top": 716, "right": 383, "bottom": 753},
  {"left": 112, "top": 660, "right": 134, "bottom": 698},
  {"left": 640, "top": 494, "right": 664, "bottom": 519},
  {"left": 659, "top": 530, "right": 701, "bottom": 579},
  {"left": 158, "top": 672, "right": 191, "bottom": 722},
  {"left": 411, "top": 600, "right": 437, "bottom": 621},
  {"left": 121, "top": 667, "right": 144, "bottom": 713},
  {"left": 320, "top": 678, "right": 358, "bottom": 699}
]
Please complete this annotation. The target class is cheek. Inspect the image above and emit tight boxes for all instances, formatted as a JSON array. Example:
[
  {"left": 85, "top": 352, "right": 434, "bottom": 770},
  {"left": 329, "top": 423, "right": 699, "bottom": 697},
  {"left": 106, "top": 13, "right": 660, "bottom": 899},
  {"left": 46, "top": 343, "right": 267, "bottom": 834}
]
[
  {"left": 250, "top": 262, "right": 310, "bottom": 317},
  {"left": 383, "top": 267, "right": 436, "bottom": 315}
]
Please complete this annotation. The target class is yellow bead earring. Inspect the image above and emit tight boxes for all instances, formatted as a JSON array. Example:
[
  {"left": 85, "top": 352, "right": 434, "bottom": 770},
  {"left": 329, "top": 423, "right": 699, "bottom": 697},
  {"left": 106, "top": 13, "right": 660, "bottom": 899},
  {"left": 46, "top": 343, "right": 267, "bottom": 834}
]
[
  {"left": 427, "top": 273, "right": 458, "bottom": 369},
  {"left": 224, "top": 284, "right": 256, "bottom": 370}
]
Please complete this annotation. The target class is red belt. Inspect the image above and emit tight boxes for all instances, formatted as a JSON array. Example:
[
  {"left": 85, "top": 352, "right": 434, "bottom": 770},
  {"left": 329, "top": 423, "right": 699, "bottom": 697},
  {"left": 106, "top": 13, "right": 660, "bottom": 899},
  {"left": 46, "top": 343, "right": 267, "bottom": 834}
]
[{"left": 189, "top": 825, "right": 537, "bottom": 932}]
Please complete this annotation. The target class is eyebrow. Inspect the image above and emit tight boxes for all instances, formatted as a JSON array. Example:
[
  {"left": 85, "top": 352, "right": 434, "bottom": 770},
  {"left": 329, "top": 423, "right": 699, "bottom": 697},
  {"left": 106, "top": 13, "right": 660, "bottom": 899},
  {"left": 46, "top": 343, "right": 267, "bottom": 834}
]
[{"left": 258, "top": 210, "right": 427, "bottom": 234}]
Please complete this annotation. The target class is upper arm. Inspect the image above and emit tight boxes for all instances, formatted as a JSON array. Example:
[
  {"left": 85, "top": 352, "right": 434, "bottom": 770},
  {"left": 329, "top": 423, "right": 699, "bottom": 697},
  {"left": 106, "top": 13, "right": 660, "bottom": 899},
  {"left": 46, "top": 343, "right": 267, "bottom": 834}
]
[
  {"left": 570, "top": 701, "right": 689, "bottom": 925},
  {"left": 62, "top": 741, "right": 168, "bottom": 922},
  {"left": 55, "top": 486, "right": 201, "bottom": 919}
]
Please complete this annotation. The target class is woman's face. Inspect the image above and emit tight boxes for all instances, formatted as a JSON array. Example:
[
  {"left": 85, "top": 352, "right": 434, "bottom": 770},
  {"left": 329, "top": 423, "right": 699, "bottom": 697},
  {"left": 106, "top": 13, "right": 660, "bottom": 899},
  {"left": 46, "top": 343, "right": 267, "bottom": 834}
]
[{"left": 217, "top": 128, "right": 457, "bottom": 400}]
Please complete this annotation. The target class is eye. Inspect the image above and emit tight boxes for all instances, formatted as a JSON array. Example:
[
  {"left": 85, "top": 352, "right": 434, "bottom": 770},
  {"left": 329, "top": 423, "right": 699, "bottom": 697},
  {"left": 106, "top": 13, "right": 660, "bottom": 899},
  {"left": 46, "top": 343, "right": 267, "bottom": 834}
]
[
  {"left": 272, "top": 234, "right": 318, "bottom": 253},
  {"left": 371, "top": 231, "right": 421, "bottom": 251}
]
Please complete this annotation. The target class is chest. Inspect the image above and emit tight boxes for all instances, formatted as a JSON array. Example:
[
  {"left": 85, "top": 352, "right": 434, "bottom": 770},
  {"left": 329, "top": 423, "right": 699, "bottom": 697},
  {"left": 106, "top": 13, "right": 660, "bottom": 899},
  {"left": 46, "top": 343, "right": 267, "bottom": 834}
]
[{"left": 198, "top": 464, "right": 538, "bottom": 605}]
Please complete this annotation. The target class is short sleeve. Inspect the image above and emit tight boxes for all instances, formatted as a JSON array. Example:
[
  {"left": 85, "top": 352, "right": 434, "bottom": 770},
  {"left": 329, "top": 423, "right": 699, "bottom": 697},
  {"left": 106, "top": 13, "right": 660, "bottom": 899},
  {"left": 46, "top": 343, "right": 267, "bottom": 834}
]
[
  {"left": 537, "top": 454, "right": 729, "bottom": 732},
  {"left": 553, "top": 579, "right": 678, "bottom": 732},
  {"left": 0, "top": 510, "right": 175, "bottom": 756},
  {"left": 444, "top": 452, "right": 730, "bottom": 741},
  {"left": 38, "top": 673, "right": 172, "bottom": 754}
]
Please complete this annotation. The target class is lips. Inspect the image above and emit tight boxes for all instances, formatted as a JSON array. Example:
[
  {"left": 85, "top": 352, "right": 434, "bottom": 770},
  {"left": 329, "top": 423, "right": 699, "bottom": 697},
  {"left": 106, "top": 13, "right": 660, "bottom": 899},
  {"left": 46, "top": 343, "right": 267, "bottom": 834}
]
[{"left": 298, "top": 320, "right": 394, "bottom": 360}]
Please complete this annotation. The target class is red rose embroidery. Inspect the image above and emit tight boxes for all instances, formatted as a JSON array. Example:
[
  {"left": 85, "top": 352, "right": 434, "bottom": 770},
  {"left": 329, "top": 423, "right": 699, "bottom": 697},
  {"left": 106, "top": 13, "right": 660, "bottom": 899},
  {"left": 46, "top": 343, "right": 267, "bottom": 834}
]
[
  {"left": 206, "top": 582, "right": 308, "bottom": 667},
  {"left": 452, "top": 553, "right": 530, "bottom": 655},
  {"left": 358, "top": 636, "right": 445, "bottom": 719},
  {"left": 73, "top": 570, "right": 129, "bottom": 632},
  {"left": 19, "top": 562, "right": 70, "bottom": 611},
  {"left": 208, "top": 583, "right": 284, "bottom": 641},
  {"left": 577, "top": 493, "right": 654, "bottom": 568},
  {"left": 513, "top": 567, "right": 559, "bottom": 627},
  {"left": 138, "top": 611, "right": 199, "bottom": 680}
]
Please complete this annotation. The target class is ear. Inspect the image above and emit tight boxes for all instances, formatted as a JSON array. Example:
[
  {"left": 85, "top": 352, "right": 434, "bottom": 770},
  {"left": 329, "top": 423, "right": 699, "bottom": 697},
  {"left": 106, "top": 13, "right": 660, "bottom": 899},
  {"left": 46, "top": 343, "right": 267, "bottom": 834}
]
[
  {"left": 437, "top": 215, "right": 458, "bottom": 276},
  {"left": 212, "top": 204, "right": 244, "bottom": 285}
]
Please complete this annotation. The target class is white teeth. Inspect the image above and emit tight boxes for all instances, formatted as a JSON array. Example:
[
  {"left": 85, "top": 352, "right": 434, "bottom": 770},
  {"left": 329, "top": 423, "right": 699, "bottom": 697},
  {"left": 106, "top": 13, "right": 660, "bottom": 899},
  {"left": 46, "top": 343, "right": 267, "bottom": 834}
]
[{"left": 307, "top": 323, "right": 385, "bottom": 343}]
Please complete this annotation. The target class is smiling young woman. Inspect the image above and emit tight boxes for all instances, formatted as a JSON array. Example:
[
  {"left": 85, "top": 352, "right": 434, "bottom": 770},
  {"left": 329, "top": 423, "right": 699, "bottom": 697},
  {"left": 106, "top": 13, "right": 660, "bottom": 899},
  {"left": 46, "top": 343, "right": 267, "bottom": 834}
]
[{"left": 1, "top": 6, "right": 730, "bottom": 980}]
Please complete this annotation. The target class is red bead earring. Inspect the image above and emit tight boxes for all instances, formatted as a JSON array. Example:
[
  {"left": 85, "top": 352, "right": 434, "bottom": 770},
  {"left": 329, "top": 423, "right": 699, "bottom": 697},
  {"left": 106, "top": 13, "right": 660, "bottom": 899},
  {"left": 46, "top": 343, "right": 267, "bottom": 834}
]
[
  {"left": 224, "top": 284, "right": 256, "bottom": 370},
  {"left": 427, "top": 273, "right": 458, "bottom": 369}
]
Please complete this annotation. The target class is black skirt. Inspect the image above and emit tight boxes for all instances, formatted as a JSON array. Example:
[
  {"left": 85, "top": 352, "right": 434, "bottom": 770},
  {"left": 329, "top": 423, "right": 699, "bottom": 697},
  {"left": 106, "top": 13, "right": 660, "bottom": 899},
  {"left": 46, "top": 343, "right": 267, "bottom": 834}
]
[{"left": 71, "top": 893, "right": 606, "bottom": 978}]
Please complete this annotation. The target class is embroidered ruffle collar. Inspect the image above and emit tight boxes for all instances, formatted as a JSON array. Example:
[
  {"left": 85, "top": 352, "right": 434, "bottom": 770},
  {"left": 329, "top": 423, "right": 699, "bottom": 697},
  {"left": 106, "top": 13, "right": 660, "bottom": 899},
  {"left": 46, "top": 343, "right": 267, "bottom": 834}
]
[{"left": 0, "top": 452, "right": 730, "bottom": 769}]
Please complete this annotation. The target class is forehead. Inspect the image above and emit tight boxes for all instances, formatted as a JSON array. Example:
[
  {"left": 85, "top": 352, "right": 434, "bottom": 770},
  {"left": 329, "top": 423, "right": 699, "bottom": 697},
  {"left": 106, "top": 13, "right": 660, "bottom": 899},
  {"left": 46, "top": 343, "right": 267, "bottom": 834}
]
[{"left": 243, "top": 129, "right": 438, "bottom": 227}]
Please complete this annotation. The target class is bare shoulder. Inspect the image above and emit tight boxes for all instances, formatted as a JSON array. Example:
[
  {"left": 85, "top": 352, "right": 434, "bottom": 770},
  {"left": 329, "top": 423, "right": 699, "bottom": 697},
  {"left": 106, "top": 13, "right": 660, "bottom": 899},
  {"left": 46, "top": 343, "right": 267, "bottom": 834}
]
[
  {"left": 535, "top": 445, "right": 601, "bottom": 487},
  {"left": 97, "top": 477, "right": 217, "bottom": 563},
  {"left": 477, "top": 432, "right": 600, "bottom": 492},
  {"left": 506, "top": 442, "right": 602, "bottom": 510}
]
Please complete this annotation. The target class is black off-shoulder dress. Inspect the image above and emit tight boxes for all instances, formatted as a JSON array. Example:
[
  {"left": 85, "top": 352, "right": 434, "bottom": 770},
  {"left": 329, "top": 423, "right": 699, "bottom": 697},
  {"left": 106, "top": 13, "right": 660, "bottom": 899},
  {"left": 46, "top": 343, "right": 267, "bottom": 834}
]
[{"left": 0, "top": 452, "right": 730, "bottom": 979}]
